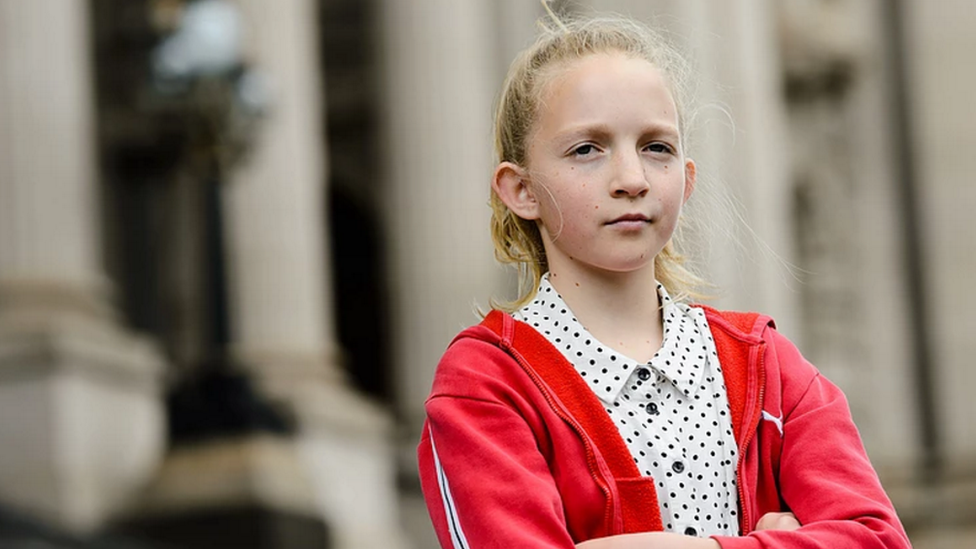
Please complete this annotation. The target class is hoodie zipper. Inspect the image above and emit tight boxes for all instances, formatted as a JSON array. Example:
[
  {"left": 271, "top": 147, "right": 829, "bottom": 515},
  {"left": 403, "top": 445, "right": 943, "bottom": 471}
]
[{"left": 736, "top": 342, "right": 765, "bottom": 535}]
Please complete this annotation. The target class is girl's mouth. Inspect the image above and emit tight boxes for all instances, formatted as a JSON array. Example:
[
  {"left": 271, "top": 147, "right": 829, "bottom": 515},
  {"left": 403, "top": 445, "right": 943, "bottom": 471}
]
[{"left": 607, "top": 213, "right": 651, "bottom": 225}]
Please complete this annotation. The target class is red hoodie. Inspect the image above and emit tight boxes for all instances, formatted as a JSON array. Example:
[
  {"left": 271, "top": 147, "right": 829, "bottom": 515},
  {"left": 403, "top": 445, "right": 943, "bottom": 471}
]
[{"left": 418, "top": 308, "right": 911, "bottom": 549}]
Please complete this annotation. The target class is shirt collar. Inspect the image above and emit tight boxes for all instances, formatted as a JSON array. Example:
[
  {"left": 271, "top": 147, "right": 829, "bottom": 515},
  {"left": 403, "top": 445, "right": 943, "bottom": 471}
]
[
  {"left": 517, "top": 274, "right": 711, "bottom": 403},
  {"left": 649, "top": 286, "right": 710, "bottom": 399}
]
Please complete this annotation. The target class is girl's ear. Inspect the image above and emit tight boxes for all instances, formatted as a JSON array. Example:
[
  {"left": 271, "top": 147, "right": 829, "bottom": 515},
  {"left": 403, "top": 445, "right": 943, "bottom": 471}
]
[
  {"left": 492, "top": 161, "right": 540, "bottom": 220},
  {"left": 682, "top": 158, "right": 697, "bottom": 205}
]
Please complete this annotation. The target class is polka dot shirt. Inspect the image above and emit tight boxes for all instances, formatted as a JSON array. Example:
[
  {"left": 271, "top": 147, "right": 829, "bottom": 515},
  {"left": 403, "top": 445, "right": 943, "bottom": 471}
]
[{"left": 514, "top": 274, "right": 741, "bottom": 537}]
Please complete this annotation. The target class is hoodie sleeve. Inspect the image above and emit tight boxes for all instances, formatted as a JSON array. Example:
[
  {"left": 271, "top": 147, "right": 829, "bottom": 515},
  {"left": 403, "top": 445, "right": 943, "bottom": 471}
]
[
  {"left": 417, "top": 337, "right": 579, "bottom": 549},
  {"left": 713, "top": 329, "right": 912, "bottom": 549}
]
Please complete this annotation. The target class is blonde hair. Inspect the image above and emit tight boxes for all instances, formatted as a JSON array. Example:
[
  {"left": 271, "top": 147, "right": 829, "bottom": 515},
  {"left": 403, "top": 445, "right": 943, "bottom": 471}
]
[{"left": 490, "top": 13, "right": 711, "bottom": 312}]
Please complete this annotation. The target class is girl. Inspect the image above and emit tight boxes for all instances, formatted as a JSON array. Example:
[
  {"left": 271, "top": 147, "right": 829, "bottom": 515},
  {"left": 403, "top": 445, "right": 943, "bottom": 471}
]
[{"left": 417, "top": 13, "right": 911, "bottom": 549}]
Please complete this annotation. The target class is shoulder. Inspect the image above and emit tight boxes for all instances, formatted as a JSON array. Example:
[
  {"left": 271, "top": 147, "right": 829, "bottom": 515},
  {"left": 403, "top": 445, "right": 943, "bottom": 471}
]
[
  {"left": 428, "top": 314, "right": 541, "bottom": 404},
  {"left": 693, "top": 304, "right": 821, "bottom": 387},
  {"left": 693, "top": 304, "right": 806, "bottom": 357},
  {"left": 692, "top": 304, "right": 773, "bottom": 342}
]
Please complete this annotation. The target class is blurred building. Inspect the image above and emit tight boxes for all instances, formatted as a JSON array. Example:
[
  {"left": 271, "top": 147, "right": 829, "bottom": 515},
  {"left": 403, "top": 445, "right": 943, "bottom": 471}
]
[{"left": 0, "top": 0, "right": 973, "bottom": 548}]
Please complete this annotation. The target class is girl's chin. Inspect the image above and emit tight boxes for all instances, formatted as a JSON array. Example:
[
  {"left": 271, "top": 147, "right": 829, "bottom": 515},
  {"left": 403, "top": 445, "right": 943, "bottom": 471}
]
[
  {"left": 588, "top": 258, "right": 658, "bottom": 276},
  {"left": 548, "top": 247, "right": 663, "bottom": 276}
]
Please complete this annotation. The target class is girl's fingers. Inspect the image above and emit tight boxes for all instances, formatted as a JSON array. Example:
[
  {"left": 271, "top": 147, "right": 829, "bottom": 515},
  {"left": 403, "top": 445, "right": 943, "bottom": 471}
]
[{"left": 755, "top": 511, "right": 802, "bottom": 531}]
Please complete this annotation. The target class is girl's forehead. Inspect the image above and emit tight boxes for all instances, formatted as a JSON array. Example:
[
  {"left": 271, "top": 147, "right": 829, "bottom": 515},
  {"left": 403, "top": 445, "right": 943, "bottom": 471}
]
[
  {"left": 534, "top": 52, "right": 678, "bottom": 124},
  {"left": 539, "top": 52, "right": 664, "bottom": 95}
]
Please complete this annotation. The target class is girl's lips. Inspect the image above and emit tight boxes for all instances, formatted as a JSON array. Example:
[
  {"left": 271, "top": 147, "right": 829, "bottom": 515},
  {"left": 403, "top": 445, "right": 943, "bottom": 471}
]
[
  {"left": 606, "top": 214, "right": 652, "bottom": 231},
  {"left": 607, "top": 213, "right": 651, "bottom": 224}
]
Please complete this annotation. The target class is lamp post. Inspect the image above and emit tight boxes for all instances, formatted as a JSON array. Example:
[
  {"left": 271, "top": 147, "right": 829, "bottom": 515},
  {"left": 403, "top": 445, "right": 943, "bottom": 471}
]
[
  {"left": 93, "top": 3, "right": 328, "bottom": 547},
  {"left": 145, "top": 0, "right": 289, "bottom": 444}
]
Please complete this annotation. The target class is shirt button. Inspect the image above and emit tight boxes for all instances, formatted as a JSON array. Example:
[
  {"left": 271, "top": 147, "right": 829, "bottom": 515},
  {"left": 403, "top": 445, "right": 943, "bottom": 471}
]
[
  {"left": 684, "top": 526, "right": 698, "bottom": 536},
  {"left": 672, "top": 461, "right": 685, "bottom": 474},
  {"left": 645, "top": 402, "right": 659, "bottom": 415},
  {"left": 637, "top": 368, "right": 651, "bottom": 381}
]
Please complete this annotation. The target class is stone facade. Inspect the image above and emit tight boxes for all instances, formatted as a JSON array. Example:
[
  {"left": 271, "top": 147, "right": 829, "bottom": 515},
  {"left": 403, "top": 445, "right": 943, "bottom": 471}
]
[
  {"left": 0, "top": 0, "right": 166, "bottom": 533},
  {"left": 0, "top": 0, "right": 972, "bottom": 547}
]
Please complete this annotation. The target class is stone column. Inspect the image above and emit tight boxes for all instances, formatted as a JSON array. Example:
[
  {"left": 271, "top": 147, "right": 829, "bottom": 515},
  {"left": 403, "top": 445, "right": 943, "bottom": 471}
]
[
  {"left": 225, "top": 0, "right": 336, "bottom": 392},
  {"left": 901, "top": 0, "right": 976, "bottom": 477},
  {"left": 223, "top": 1, "right": 405, "bottom": 548},
  {"left": 680, "top": 0, "right": 800, "bottom": 331},
  {"left": 0, "top": 0, "right": 164, "bottom": 532},
  {"left": 891, "top": 0, "right": 976, "bottom": 543},
  {"left": 773, "top": 0, "right": 920, "bottom": 475},
  {"left": 378, "top": 1, "right": 512, "bottom": 547},
  {"left": 380, "top": 0, "right": 506, "bottom": 444}
]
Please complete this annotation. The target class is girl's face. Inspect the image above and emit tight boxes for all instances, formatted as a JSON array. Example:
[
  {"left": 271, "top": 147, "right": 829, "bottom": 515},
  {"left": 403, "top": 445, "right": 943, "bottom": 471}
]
[{"left": 522, "top": 52, "right": 696, "bottom": 280}]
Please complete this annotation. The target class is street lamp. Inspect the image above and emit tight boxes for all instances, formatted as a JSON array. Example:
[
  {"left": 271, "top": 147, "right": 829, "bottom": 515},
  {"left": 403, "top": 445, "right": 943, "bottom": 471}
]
[{"left": 145, "top": 0, "right": 290, "bottom": 444}]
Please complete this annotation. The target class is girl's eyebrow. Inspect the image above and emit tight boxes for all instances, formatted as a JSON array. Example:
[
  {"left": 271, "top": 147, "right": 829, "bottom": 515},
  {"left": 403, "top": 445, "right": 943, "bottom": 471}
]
[
  {"left": 552, "top": 125, "right": 612, "bottom": 146},
  {"left": 553, "top": 122, "right": 680, "bottom": 144}
]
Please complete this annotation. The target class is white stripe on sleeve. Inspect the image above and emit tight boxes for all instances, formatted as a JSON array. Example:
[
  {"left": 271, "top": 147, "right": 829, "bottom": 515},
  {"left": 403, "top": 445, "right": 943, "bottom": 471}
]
[{"left": 429, "top": 425, "right": 470, "bottom": 549}]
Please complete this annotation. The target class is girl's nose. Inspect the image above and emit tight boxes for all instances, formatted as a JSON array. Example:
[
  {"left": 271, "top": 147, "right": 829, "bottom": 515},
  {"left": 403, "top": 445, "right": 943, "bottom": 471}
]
[{"left": 611, "top": 150, "right": 650, "bottom": 197}]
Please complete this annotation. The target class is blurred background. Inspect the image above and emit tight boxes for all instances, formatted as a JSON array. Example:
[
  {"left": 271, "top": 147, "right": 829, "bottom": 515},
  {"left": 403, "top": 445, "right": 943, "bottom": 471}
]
[{"left": 0, "top": 0, "right": 973, "bottom": 547}]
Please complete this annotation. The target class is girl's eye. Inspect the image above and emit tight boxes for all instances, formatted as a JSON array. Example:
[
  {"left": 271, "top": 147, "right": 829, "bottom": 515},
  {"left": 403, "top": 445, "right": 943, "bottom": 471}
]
[
  {"left": 572, "top": 144, "right": 597, "bottom": 156},
  {"left": 645, "top": 142, "right": 675, "bottom": 154}
]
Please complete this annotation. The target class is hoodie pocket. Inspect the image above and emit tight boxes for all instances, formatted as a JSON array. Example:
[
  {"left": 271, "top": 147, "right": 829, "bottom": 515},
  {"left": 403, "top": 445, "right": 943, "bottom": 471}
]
[{"left": 615, "top": 477, "right": 664, "bottom": 533}]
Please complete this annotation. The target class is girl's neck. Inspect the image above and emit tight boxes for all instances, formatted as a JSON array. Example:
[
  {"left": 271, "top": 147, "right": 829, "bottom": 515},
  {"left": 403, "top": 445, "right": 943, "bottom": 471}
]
[{"left": 547, "top": 265, "right": 664, "bottom": 363}]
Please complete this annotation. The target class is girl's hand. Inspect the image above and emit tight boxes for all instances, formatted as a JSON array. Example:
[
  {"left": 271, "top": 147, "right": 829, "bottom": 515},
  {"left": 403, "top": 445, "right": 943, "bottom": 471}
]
[
  {"left": 755, "top": 511, "right": 801, "bottom": 532},
  {"left": 574, "top": 513, "right": 799, "bottom": 549},
  {"left": 576, "top": 532, "right": 720, "bottom": 549}
]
